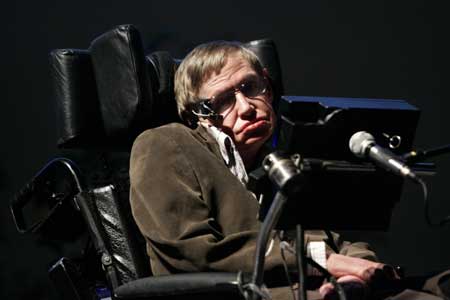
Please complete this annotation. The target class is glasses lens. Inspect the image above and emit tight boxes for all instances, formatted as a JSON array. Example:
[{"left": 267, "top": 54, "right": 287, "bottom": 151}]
[
  {"left": 209, "top": 77, "right": 266, "bottom": 114},
  {"left": 210, "top": 90, "right": 236, "bottom": 113},
  {"left": 240, "top": 78, "right": 265, "bottom": 98}
]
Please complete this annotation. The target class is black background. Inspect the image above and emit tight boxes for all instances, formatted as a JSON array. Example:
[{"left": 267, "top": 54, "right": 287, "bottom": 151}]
[{"left": 1, "top": 1, "right": 449, "bottom": 299}]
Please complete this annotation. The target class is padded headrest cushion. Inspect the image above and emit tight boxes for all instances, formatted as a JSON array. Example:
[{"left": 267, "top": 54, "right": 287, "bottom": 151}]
[
  {"left": 49, "top": 49, "right": 104, "bottom": 148},
  {"left": 245, "top": 39, "right": 284, "bottom": 109},
  {"left": 146, "top": 51, "right": 180, "bottom": 125},
  {"left": 89, "top": 24, "right": 154, "bottom": 142}
]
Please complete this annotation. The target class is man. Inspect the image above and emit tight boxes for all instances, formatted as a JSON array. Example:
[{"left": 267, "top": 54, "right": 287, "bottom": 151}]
[{"left": 129, "top": 41, "right": 399, "bottom": 299}]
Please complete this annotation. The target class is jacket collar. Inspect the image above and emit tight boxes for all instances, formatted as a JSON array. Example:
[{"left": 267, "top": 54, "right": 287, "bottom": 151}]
[
  {"left": 194, "top": 123, "right": 275, "bottom": 169},
  {"left": 193, "top": 124, "right": 224, "bottom": 160}
]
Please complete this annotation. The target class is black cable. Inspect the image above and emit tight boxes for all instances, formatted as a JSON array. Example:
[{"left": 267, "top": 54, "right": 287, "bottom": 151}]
[
  {"left": 280, "top": 244, "right": 296, "bottom": 300},
  {"left": 324, "top": 230, "right": 339, "bottom": 254},
  {"left": 403, "top": 144, "right": 450, "bottom": 163},
  {"left": 296, "top": 224, "right": 307, "bottom": 300},
  {"left": 279, "top": 233, "right": 348, "bottom": 300},
  {"left": 330, "top": 277, "right": 347, "bottom": 300},
  {"left": 304, "top": 256, "right": 347, "bottom": 300},
  {"left": 305, "top": 257, "right": 330, "bottom": 278},
  {"left": 418, "top": 177, "right": 450, "bottom": 227}
]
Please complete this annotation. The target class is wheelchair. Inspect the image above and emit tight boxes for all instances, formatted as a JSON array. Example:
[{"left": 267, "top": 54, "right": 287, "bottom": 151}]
[{"left": 10, "top": 24, "right": 285, "bottom": 300}]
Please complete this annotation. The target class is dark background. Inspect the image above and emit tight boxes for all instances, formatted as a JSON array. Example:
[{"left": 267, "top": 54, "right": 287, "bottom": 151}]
[{"left": 1, "top": 1, "right": 449, "bottom": 299}]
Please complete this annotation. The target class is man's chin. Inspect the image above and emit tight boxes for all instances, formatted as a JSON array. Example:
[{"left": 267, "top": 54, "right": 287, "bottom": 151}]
[{"left": 236, "top": 134, "right": 271, "bottom": 153}]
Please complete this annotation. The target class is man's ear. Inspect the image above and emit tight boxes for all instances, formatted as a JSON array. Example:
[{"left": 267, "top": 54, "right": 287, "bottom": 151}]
[
  {"left": 197, "top": 118, "right": 211, "bottom": 126},
  {"left": 198, "top": 118, "right": 216, "bottom": 127},
  {"left": 198, "top": 116, "right": 223, "bottom": 128}
]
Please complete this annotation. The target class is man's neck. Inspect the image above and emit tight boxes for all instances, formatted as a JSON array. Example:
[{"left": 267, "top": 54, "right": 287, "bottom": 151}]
[
  {"left": 240, "top": 141, "right": 273, "bottom": 171},
  {"left": 240, "top": 146, "right": 263, "bottom": 171}
]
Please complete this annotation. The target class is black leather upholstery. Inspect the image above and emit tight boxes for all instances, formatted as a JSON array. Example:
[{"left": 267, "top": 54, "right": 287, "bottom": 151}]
[
  {"left": 245, "top": 39, "right": 284, "bottom": 110},
  {"left": 146, "top": 51, "right": 180, "bottom": 126},
  {"left": 50, "top": 49, "right": 104, "bottom": 148},
  {"left": 89, "top": 24, "right": 155, "bottom": 142},
  {"left": 11, "top": 158, "right": 85, "bottom": 240},
  {"left": 76, "top": 183, "right": 151, "bottom": 286},
  {"left": 115, "top": 272, "right": 248, "bottom": 299}
]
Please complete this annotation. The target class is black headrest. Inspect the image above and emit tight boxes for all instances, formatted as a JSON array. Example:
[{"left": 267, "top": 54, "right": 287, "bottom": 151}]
[
  {"left": 49, "top": 49, "right": 104, "bottom": 148},
  {"left": 146, "top": 51, "right": 180, "bottom": 125},
  {"left": 51, "top": 25, "right": 180, "bottom": 149},
  {"left": 244, "top": 39, "right": 284, "bottom": 108},
  {"left": 89, "top": 24, "right": 155, "bottom": 143},
  {"left": 50, "top": 24, "right": 284, "bottom": 149}
]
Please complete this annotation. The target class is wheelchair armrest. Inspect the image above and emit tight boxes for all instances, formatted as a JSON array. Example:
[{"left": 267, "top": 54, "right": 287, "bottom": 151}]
[
  {"left": 114, "top": 272, "right": 248, "bottom": 299},
  {"left": 11, "top": 158, "right": 85, "bottom": 239}
]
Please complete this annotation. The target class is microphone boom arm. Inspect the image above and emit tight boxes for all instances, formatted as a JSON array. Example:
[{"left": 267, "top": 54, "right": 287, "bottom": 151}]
[{"left": 403, "top": 143, "right": 450, "bottom": 164}]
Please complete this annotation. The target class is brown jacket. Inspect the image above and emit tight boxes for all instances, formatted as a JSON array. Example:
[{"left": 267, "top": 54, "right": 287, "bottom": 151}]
[{"left": 129, "top": 123, "right": 377, "bottom": 296}]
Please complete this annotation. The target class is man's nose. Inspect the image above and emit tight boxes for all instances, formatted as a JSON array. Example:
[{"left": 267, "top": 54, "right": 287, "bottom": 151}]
[{"left": 235, "top": 92, "right": 255, "bottom": 117}]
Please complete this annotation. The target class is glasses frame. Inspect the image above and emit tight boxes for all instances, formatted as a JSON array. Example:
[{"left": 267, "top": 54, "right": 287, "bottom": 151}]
[{"left": 192, "top": 76, "right": 268, "bottom": 121}]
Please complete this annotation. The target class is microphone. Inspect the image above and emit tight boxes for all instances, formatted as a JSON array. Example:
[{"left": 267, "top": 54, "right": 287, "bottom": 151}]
[{"left": 349, "top": 131, "right": 418, "bottom": 182}]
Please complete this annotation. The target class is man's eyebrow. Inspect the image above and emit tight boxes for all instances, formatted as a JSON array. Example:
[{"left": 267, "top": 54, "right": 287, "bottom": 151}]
[
  {"left": 240, "top": 73, "right": 259, "bottom": 82},
  {"left": 209, "top": 84, "right": 235, "bottom": 99},
  {"left": 215, "top": 73, "right": 259, "bottom": 94},
  {"left": 206, "top": 71, "right": 260, "bottom": 101}
]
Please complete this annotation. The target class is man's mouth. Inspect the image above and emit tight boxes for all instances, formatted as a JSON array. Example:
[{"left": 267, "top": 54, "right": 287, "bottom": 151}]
[{"left": 241, "top": 119, "right": 270, "bottom": 135}]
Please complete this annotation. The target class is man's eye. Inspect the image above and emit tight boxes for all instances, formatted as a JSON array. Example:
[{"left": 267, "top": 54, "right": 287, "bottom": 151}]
[
  {"left": 241, "top": 80, "right": 260, "bottom": 96},
  {"left": 211, "top": 91, "right": 235, "bottom": 111}
]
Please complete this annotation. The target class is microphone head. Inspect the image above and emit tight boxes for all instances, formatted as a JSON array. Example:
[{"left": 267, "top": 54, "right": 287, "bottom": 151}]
[{"left": 349, "top": 131, "right": 375, "bottom": 158}]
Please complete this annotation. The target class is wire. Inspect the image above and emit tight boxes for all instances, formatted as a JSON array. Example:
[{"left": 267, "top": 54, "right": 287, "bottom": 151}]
[
  {"left": 330, "top": 277, "right": 347, "bottom": 300},
  {"left": 279, "top": 234, "right": 348, "bottom": 300},
  {"left": 296, "top": 225, "right": 306, "bottom": 300},
  {"left": 418, "top": 177, "right": 450, "bottom": 227},
  {"left": 280, "top": 244, "right": 296, "bottom": 300},
  {"left": 324, "top": 230, "right": 339, "bottom": 254}
]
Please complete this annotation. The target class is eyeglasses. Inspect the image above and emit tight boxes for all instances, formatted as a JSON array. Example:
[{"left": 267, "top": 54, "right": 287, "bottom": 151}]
[{"left": 192, "top": 76, "right": 268, "bottom": 120}]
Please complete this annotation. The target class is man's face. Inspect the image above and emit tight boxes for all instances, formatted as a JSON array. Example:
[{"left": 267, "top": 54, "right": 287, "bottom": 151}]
[{"left": 199, "top": 54, "right": 276, "bottom": 157}]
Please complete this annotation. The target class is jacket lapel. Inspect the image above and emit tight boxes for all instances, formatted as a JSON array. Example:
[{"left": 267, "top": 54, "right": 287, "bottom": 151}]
[{"left": 193, "top": 124, "right": 223, "bottom": 161}]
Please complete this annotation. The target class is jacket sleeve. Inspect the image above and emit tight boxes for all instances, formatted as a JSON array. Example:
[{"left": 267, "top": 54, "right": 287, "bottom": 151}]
[
  {"left": 129, "top": 129, "right": 295, "bottom": 276},
  {"left": 316, "top": 230, "right": 379, "bottom": 262},
  {"left": 338, "top": 240, "right": 378, "bottom": 262}
]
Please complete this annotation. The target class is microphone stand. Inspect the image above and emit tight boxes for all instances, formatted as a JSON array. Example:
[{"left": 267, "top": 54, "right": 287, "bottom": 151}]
[
  {"left": 249, "top": 152, "right": 358, "bottom": 300},
  {"left": 249, "top": 152, "right": 305, "bottom": 300},
  {"left": 250, "top": 190, "right": 289, "bottom": 300}
]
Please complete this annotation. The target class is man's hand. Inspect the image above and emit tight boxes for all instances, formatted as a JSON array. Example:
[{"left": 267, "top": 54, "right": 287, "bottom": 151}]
[
  {"left": 319, "top": 275, "right": 367, "bottom": 300},
  {"left": 326, "top": 253, "right": 384, "bottom": 281},
  {"left": 319, "top": 254, "right": 400, "bottom": 299}
]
